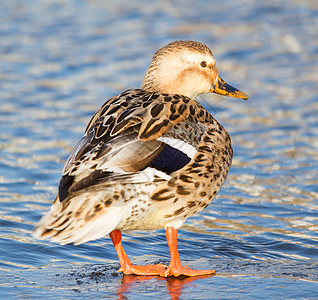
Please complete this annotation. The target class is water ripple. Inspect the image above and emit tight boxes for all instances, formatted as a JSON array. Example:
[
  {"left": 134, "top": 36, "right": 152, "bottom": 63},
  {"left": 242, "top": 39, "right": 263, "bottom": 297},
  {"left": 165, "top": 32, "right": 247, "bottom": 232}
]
[{"left": 0, "top": 0, "right": 318, "bottom": 298}]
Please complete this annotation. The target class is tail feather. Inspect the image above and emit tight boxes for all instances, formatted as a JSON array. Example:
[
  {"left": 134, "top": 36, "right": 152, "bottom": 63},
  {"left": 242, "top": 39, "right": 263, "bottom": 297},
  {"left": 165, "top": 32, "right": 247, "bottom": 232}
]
[{"left": 32, "top": 190, "right": 124, "bottom": 245}]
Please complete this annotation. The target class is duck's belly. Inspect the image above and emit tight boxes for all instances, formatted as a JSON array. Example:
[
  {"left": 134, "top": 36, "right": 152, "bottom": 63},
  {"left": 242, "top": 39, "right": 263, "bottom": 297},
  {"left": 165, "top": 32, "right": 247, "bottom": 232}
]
[{"left": 115, "top": 182, "right": 211, "bottom": 231}]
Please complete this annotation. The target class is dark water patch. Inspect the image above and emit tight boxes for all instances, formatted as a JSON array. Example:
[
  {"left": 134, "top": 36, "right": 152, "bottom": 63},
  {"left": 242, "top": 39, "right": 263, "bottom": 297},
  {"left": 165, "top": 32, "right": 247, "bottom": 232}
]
[{"left": 0, "top": 259, "right": 317, "bottom": 299}]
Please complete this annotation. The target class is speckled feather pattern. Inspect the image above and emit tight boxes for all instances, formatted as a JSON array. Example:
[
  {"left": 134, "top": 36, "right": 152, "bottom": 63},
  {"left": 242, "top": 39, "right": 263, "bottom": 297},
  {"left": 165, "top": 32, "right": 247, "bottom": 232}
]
[
  {"left": 33, "top": 41, "right": 237, "bottom": 246},
  {"left": 33, "top": 88, "right": 232, "bottom": 244}
]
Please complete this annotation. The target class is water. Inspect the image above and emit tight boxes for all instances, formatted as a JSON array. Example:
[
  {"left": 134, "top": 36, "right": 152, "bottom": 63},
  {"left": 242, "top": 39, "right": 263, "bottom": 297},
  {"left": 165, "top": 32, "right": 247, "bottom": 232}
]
[{"left": 0, "top": 0, "right": 318, "bottom": 298}]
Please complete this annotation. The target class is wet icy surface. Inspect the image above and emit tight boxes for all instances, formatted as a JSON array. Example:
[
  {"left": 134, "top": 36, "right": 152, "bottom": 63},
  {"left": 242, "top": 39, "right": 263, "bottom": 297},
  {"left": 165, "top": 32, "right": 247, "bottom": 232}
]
[{"left": 0, "top": 0, "right": 318, "bottom": 298}]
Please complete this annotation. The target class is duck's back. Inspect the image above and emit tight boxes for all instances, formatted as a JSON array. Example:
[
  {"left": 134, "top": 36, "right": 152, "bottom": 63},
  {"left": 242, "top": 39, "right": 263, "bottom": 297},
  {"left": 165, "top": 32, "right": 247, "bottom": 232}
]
[{"left": 33, "top": 89, "right": 233, "bottom": 244}]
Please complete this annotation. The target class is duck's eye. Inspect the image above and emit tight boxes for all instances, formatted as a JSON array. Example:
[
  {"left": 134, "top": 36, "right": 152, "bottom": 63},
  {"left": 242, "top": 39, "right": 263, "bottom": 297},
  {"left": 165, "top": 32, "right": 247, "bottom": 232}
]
[{"left": 200, "top": 61, "right": 207, "bottom": 68}]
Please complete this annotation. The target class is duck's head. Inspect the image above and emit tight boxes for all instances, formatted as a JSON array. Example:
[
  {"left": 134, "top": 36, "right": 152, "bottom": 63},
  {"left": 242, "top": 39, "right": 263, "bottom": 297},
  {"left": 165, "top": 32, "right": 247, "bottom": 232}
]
[{"left": 142, "top": 40, "right": 248, "bottom": 100}]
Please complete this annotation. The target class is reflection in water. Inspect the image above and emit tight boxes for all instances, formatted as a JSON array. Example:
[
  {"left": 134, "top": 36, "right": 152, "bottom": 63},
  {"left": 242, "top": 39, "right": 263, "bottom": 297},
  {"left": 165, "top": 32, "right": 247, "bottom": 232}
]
[{"left": 116, "top": 274, "right": 215, "bottom": 300}]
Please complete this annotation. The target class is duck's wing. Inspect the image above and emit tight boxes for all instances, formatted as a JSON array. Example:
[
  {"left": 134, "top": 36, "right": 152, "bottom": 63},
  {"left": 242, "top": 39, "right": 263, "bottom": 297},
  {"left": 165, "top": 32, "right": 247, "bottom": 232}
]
[
  {"left": 33, "top": 89, "right": 215, "bottom": 244},
  {"left": 58, "top": 89, "right": 205, "bottom": 202}
]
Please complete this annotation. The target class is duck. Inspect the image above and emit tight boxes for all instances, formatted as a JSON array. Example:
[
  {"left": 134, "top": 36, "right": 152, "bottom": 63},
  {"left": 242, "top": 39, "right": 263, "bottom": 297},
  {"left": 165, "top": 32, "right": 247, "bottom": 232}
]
[{"left": 32, "top": 40, "right": 248, "bottom": 277}]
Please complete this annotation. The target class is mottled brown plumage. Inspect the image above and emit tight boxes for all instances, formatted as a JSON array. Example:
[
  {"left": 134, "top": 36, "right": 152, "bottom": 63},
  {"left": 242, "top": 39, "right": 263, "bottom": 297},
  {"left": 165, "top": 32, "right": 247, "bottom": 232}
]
[{"left": 33, "top": 40, "right": 248, "bottom": 277}]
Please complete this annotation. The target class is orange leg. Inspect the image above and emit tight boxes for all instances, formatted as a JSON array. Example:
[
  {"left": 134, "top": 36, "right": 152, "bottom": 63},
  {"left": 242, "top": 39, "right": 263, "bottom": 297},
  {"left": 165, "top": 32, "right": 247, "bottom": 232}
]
[
  {"left": 109, "top": 229, "right": 167, "bottom": 276},
  {"left": 110, "top": 228, "right": 215, "bottom": 277},
  {"left": 164, "top": 226, "right": 215, "bottom": 277}
]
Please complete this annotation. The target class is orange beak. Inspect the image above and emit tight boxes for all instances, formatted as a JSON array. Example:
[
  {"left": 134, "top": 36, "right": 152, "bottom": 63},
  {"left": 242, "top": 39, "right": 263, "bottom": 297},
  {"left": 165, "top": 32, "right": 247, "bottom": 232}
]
[{"left": 210, "top": 76, "right": 248, "bottom": 100}]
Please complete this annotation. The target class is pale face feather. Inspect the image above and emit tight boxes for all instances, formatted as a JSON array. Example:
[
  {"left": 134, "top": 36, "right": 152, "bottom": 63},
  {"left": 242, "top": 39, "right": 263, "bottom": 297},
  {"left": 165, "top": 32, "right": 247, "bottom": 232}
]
[{"left": 142, "top": 45, "right": 219, "bottom": 98}]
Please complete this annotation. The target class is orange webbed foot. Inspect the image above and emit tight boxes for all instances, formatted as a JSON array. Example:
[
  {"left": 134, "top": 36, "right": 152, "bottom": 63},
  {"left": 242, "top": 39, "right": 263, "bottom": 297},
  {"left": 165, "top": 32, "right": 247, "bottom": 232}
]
[
  {"left": 110, "top": 228, "right": 216, "bottom": 278},
  {"left": 110, "top": 230, "right": 168, "bottom": 276},
  {"left": 163, "top": 264, "right": 215, "bottom": 277},
  {"left": 163, "top": 226, "right": 216, "bottom": 277},
  {"left": 118, "top": 263, "right": 168, "bottom": 276}
]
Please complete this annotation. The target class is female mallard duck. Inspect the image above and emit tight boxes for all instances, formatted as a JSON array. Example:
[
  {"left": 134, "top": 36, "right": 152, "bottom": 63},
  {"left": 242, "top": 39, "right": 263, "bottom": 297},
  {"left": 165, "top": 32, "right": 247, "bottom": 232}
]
[{"left": 33, "top": 40, "right": 248, "bottom": 277}]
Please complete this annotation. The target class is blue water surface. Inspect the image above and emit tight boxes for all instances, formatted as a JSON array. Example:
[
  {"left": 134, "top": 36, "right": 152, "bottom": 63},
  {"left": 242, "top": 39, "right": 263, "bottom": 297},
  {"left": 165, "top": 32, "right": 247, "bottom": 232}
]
[{"left": 0, "top": 0, "right": 318, "bottom": 299}]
